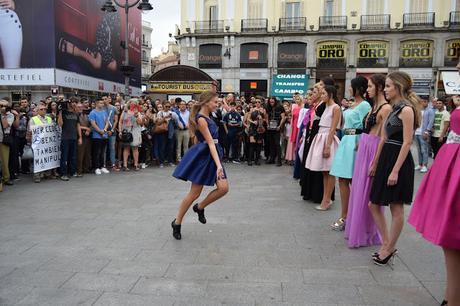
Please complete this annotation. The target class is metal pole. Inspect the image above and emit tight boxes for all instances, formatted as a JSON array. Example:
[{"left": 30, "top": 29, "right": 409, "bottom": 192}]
[{"left": 125, "top": 1, "right": 130, "bottom": 98}]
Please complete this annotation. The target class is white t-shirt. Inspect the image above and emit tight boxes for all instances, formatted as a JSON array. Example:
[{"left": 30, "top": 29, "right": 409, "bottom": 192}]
[
  {"left": 432, "top": 109, "right": 450, "bottom": 138},
  {"left": 0, "top": 112, "right": 14, "bottom": 143}
]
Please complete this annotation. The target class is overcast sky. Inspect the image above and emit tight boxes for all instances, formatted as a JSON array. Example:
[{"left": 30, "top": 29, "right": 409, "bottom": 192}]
[{"left": 143, "top": 0, "right": 181, "bottom": 57}]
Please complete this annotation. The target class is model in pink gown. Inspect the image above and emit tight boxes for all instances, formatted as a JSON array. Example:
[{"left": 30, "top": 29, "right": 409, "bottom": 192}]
[
  {"left": 285, "top": 104, "right": 300, "bottom": 161},
  {"left": 408, "top": 107, "right": 460, "bottom": 250}
]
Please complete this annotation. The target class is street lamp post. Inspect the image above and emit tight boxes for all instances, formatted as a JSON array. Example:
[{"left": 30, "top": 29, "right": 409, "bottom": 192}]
[{"left": 101, "top": 0, "right": 153, "bottom": 98}]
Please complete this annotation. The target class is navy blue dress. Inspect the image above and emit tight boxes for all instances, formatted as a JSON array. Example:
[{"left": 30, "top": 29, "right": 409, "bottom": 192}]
[{"left": 173, "top": 114, "right": 226, "bottom": 186}]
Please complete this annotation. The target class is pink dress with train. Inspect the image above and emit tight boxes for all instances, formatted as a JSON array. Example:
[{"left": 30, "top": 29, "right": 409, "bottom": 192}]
[
  {"left": 408, "top": 107, "right": 460, "bottom": 250},
  {"left": 286, "top": 104, "right": 301, "bottom": 161}
]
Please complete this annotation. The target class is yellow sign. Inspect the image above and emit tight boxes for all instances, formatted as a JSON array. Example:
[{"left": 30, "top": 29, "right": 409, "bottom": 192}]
[
  {"left": 358, "top": 41, "right": 389, "bottom": 58},
  {"left": 317, "top": 41, "right": 347, "bottom": 59},
  {"left": 445, "top": 39, "right": 460, "bottom": 66},
  {"left": 400, "top": 40, "right": 433, "bottom": 59},
  {"left": 148, "top": 82, "right": 214, "bottom": 93}
]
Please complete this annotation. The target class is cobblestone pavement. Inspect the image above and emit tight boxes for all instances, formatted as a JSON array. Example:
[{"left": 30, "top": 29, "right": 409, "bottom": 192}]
[{"left": 0, "top": 162, "right": 443, "bottom": 305}]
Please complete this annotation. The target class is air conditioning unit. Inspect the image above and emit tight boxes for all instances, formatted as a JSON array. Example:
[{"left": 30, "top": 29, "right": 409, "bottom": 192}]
[{"left": 351, "top": 11, "right": 357, "bottom": 17}]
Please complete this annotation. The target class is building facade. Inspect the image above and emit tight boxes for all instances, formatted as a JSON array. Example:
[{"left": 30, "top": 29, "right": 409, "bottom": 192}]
[
  {"left": 152, "top": 39, "right": 181, "bottom": 73},
  {"left": 177, "top": 0, "right": 460, "bottom": 99},
  {"left": 142, "top": 20, "right": 154, "bottom": 89}
]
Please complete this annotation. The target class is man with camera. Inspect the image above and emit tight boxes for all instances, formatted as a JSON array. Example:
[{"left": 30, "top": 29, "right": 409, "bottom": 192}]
[
  {"left": 77, "top": 100, "right": 92, "bottom": 176},
  {"left": 57, "top": 97, "right": 82, "bottom": 181}
]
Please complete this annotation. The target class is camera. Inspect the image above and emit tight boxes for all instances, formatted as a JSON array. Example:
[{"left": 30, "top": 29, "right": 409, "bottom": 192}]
[{"left": 57, "top": 99, "right": 70, "bottom": 111}]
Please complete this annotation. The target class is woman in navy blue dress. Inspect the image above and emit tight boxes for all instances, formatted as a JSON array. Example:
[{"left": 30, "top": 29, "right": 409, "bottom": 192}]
[{"left": 171, "top": 91, "right": 229, "bottom": 240}]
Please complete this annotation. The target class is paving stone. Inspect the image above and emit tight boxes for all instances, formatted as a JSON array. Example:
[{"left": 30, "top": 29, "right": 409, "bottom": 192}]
[
  {"left": 357, "top": 285, "right": 437, "bottom": 305},
  {"left": 282, "top": 283, "right": 364, "bottom": 304},
  {"left": 302, "top": 268, "right": 375, "bottom": 286},
  {"left": 61, "top": 272, "right": 140, "bottom": 292},
  {"left": 100, "top": 259, "right": 169, "bottom": 277},
  {"left": 131, "top": 277, "right": 207, "bottom": 297},
  {"left": 38, "top": 256, "right": 110, "bottom": 273},
  {"left": 206, "top": 281, "right": 282, "bottom": 303},
  {"left": 0, "top": 268, "right": 73, "bottom": 289},
  {"left": 93, "top": 292, "right": 174, "bottom": 306},
  {"left": 15, "top": 288, "right": 100, "bottom": 306},
  {"left": 233, "top": 266, "right": 303, "bottom": 283},
  {"left": 165, "top": 264, "right": 234, "bottom": 281}
]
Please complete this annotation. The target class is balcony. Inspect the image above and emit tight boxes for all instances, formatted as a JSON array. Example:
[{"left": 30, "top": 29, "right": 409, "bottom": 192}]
[
  {"left": 403, "top": 12, "right": 435, "bottom": 29},
  {"left": 450, "top": 11, "right": 460, "bottom": 28},
  {"left": 194, "top": 20, "right": 225, "bottom": 34},
  {"left": 361, "top": 14, "right": 390, "bottom": 31},
  {"left": 279, "top": 17, "right": 306, "bottom": 32},
  {"left": 241, "top": 18, "right": 268, "bottom": 32},
  {"left": 319, "top": 16, "right": 348, "bottom": 31},
  {"left": 142, "top": 42, "right": 151, "bottom": 48}
]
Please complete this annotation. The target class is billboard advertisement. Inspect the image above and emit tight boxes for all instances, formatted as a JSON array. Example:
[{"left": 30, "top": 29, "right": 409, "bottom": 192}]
[
  {"left": 0, "top": 0, "right": 55, "bottom": 69},
  {"left": 399, "top": 40, "right": 433, "bottom": 68},
  {"left": 0, "top": 0, "right": 141, "bottom": 93},
  {"left": 357, "top": 40, "right": 389, "bottom": 68},
  {"left": 54, "top": 0, "right": 142, "bottom": 89},
  {"left": 317, "top": 41, "right": 347, "bottom": 68}
]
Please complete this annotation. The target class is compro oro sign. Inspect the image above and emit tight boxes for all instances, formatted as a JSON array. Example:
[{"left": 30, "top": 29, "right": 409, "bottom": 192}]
[
  {"left": 357, "top": 41, "right": 389, "bottom": 68},
  {"left": 148, "top": 82, "right": 215, "bottom": 93},
  {"left": 271, "top": 74, "right": 308, "bottom": 98},
  {"left": 445, "top": 39, "right": 460, "bottom": 67},
  {"left": 442, "top": 72, "right": 460, "bottom": 95},
  {"left": 317, "top": 41, "right": 347, "bottom": 68},
  {"left": 399, "top": 40, "right": 433, "bottom": 68}
]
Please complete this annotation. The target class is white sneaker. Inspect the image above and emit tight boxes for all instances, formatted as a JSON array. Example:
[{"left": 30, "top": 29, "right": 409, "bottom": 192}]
[
  {"left": 414, "top": 165, "right": 421, "bottom": 170},
  {"left": 141, "top": 163, "right": 147, "bottom": 169},
  {"left": 95, "top": 168, "right": 102, "bottom": 175},
  {"left": 101, "top": 167, "right": 110, "bottom": 174},
  {"left": 420, "top": 166, "right": 428, "bottom": 173}
]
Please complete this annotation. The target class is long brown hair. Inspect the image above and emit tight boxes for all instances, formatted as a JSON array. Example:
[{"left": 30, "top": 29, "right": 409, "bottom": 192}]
[
  {"left": 386, "top": 71, "right": 421, "bottom": 128},
  {"left": 189, "top": 91, "right": 218, "bottom": 135}
]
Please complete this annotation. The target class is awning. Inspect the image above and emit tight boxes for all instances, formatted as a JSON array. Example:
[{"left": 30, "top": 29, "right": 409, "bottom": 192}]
[{"left": 442, "top": 71, "right": 460, "bottom": 95}]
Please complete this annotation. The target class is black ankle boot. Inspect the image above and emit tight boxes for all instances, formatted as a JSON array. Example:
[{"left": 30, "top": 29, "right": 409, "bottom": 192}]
[
  {"left": 193, "top": 204, "right": 206, "bottom": 224},
  {"left": 171, "top": 219, "right": 181, "bottom": 240}
]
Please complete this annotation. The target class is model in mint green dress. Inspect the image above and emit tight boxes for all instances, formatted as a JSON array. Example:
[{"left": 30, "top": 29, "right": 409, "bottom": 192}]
[{"left": 330, "top": 101, "right": 371, "bottom": 179}]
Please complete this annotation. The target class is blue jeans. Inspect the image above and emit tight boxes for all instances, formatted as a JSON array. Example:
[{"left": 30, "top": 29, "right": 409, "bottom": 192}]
[
  {"left": 153, "top": 133, "right": 167, "bottom": 164},
  {"left": 105, "top": 135, "right": 116, "bottom": 167},
  {"left": 415, "top": 134, "right": 429, "bottom": 165},
  {"left": 60, "top": 139, "right": 77, "bottom": 176}
]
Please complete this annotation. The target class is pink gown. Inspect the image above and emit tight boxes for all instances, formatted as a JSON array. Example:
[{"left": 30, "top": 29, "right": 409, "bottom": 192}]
[
  {"left": 408, "top": 107, "right": 460, "bottom": 250},
  {"left": 286, "top": 104, "right": 300, "bottom": 161}
]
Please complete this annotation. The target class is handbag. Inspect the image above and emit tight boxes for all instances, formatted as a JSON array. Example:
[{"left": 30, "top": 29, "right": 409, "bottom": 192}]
[
  {"left": 22, "top": 145, "right": 33, "bottom": 160},
  {"left": 121, "top": 129, "right": 133, "bottom": 144},
  {"left": 1, "top": 119, "right": 12, "bottom": 146}
]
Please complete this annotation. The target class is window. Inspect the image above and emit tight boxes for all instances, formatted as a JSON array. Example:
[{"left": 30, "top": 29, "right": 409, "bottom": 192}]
[
  {"left": 204, "top": 0, "right": 219, "bottom": 20},
  {"left": 367, "top": 0, "right": 384, "bottom": 14},
  {"left": 199, "top": 44, "right": 222, "bottom": 69},
  {"left": 142, "top": 50, "right": 147, "bottom": 61},
  {"left": 142, "top": 34, "right": 145, "bottom": 45},
  {"left": 248, "top": 0, "right": 263, "bottom": 19},
  {"left": 324, "top": 0, "right": 340, "bottom": 16},
  {"left": 456, "top": 0, "right": 460, "bottom": 10},
  {"left": 240, "top": 43, "right": 269, "bottom": 68},
  {"left": 410, "top": 0, "right": 428, "bottom": 13},
  {"left": 285, "top": 2, "right": 301, "bottom": 18}
]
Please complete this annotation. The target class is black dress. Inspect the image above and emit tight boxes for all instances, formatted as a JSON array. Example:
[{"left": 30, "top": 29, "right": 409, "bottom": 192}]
[
  {"left": 370, "top": 103, "right": 415, "bottom": 205},
  {"left": 300, "top": 102, "right": 334, "bottom": 203}
]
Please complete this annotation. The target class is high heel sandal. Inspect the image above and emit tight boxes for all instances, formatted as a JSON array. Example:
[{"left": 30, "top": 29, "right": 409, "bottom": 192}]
[
  {"left": 193, "top": 204, "right": 206, "bottom": 224},
  {"left": 373, "top": 249, "right": 398, "bottom": 266},
  {"left": 171, "top": 219, "right": 181, "bottom": 240},
  {"left": 330, "top": 218, "right": 346, "bottom": 231}
]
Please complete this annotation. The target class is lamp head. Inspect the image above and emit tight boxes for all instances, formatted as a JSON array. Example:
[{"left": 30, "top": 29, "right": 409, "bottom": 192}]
[
  {"left": 101, "top": 0, "right": 117, "bottom": 12},
  {"left": 138, "top": 0, "right": 153, "bottom": 11}
]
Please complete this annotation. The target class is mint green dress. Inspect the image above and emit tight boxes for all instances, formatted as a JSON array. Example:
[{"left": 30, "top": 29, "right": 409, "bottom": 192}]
[{"left": 330, "top": 101, "right": 371, "bottom": 179}]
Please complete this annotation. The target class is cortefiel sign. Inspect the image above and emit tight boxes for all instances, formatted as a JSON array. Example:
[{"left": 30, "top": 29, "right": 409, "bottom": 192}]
[
  {"left": 271, "top": 74, "right": 309, "bottom": 98},
  {"left": 31, "top": 123, "right": 61, "bottom": 173},
  {"left": 399, "top": 40, "right": 433, "bottom": 68},
  {"left": 357, "top": 40, "right": 389, "bottom": 68}
]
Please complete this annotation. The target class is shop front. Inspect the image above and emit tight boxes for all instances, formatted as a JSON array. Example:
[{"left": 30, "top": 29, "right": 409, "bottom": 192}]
[
  {"left": 316, "top": 40, "right": 348, "bottom": 100},
  {"left": 277, "top": 42, "right": 307, "bottom": 75},
  {"left": 355, "top": 40, "right": 389, "bottom": 79},
  {"left": 436, "top": 38, "right": 460, "bottom": 97},
  {"left": 239, "top": 43, "right": 269, "bottom": 97},
  {"left": 398, "top": 39, "right": 435, "bottom": 98},
  {"left": 147, "top": 65, "right": 217, "bottom": 101}
]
